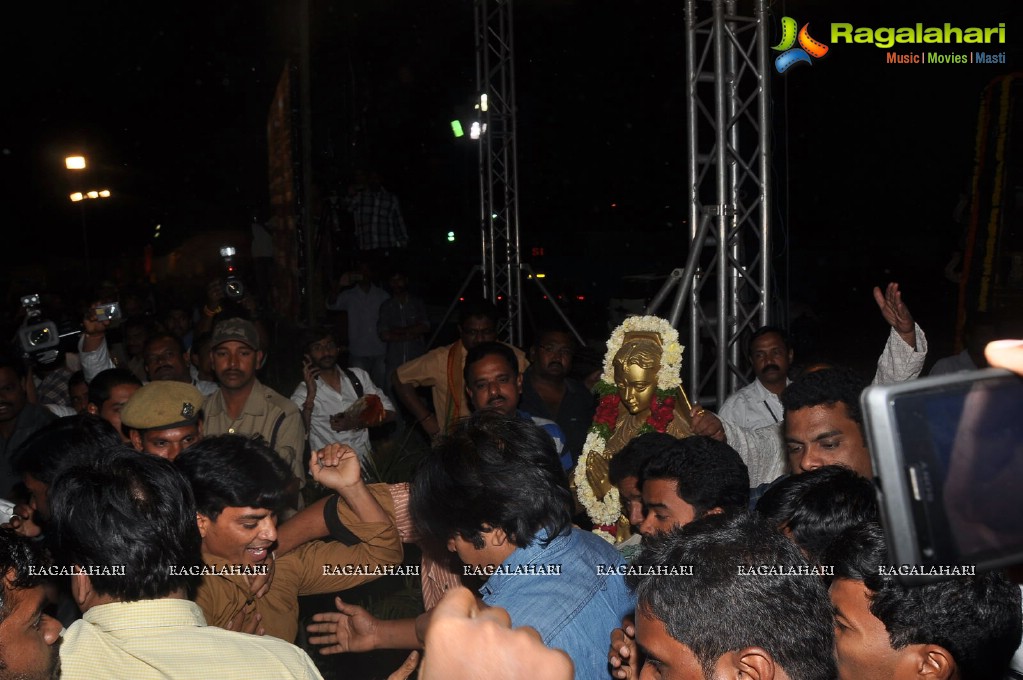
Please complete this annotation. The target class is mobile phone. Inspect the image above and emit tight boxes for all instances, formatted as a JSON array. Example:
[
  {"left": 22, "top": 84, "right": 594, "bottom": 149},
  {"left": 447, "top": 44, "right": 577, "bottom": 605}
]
[
  {"left": 94, "top": 302, "right": 122, "bottom": 323},
  {"left": 861, "top": 368, "right": 1023, "bottom": 584}
]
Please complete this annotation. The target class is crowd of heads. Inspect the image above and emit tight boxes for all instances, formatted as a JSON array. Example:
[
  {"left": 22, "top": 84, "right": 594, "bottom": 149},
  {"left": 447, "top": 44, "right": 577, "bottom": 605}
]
[{"left": 0, "top": 278, "right": 1018, "bottom": 680}]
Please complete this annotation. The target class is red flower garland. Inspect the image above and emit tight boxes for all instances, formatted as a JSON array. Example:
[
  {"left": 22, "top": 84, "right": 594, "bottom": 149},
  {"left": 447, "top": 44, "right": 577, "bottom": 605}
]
[{"left": 593, "top": 393, "right": 676, "bottom": 435}]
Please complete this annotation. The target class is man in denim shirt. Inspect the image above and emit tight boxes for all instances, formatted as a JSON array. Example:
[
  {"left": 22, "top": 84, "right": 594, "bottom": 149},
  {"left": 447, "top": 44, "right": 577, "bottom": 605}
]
[
  {"left": 413, "top": 411, "right": 633, "bottom": 679},
  {"left": 304, "top": 412, "right": 632, "bottom": 679}
]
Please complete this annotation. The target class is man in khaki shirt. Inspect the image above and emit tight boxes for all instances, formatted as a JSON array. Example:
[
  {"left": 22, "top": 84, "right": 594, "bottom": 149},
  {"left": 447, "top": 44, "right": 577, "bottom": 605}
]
[
  {"left": 202, "top": 318, "right": 306, "bottom": 493},
  {"left": 176, "top": 434, "right": 402, "bottom": 643}
]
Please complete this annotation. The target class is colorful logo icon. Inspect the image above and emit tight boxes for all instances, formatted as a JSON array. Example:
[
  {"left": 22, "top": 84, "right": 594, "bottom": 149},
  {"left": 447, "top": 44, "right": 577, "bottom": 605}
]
[{"left": 772, "top": 17, "right": 829, "bottom": 73}]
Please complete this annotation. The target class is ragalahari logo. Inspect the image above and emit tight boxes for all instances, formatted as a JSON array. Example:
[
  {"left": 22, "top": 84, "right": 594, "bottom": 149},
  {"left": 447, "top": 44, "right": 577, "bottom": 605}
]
[{"left": 772, "top": 17, "right": 829, "bottom": 73}]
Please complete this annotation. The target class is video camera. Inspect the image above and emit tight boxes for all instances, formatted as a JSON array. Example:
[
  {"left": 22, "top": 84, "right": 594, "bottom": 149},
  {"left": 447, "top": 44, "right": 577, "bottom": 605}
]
[
  {"left": 220, "top": 246, "right": 245, "bottom": 300},
  {"left": 15, "top": 294, "right": 80, "bottom": 365}
]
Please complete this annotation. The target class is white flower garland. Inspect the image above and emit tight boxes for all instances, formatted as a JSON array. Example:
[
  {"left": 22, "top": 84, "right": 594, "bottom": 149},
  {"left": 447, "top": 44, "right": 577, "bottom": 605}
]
[
  {"left": 576, "top": 316, "right": 685, "bottom": 532},
  {"left": 574, "top": 431, "right": 622, "bottom": 526},
  {"left": 600, "top": 315, "right": 683, "bottom": 391}
]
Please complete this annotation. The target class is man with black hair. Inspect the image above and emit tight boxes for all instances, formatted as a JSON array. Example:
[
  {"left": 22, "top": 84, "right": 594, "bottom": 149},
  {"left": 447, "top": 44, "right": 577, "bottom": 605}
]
[
  {"left": 80, "top": 319, "right": 218, "bottom": 396},
  {"left": 392, "top": 299, "right": 527, "bottom": 436},
  {"left": 629, "top": 513, "right": 836, "bottom": 680},
  {"left": 290, "top": 326, "right": 395, "bottom": 465},
  {"left": 176, "top": 434, "right": 401, "bottom": 643},
  {"left": 85, "top": 367, "right": 141, "bottom": 442},
  {"left": 607, "top": 433, "right": 750, "bottom": 679},
  {"left": 0, "top": 529, "right": 62, "bottom": 680},
  {"left": 636, "top": 435, "right": 749, "bottom": 538},
  {"left": 780, "top": 365, "right": 873, "bottom": 477},
  {"left": 756, "top": 464, "right": 879, "bottom": 561},
  {"left": 306, "top": 412, "right": 632, "bottom": 679},
  {"left": 720, "top": 283, "right": 926, "bottom": 430},
  {"left": 608, "top": 432, "right": 666, "bottom": 533},
  {"left": 68, "top": 370, "right": 88, "bottom": 414},
  {"left": 823, "top": 522, "right": 1022, "bottom": 680},
  {"left": 0, "top": 357, "right": 55, "bottom": 500},
  {"left": 720, "top": 325, "right": 795, "bottom": 429},
  {"left": 51, "top": 446, "right": 325, "bottom": 679},
  {"left": 520, "top": 325, "right": 595, "bottom": 457},
  {"left": 463, "top": 341, "right": 571, "bottom": 470},
  {"left": 6, "top": 414, "right": 120, "bottom": 537}
]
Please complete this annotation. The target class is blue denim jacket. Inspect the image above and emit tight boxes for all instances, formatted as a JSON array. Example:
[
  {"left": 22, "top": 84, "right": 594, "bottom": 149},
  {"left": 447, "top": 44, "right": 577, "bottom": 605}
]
[{"left": 479, "top": 527, "right": 635, "bottom": 680}]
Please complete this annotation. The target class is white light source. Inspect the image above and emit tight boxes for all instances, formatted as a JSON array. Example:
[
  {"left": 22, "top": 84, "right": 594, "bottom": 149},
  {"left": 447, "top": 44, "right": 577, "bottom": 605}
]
[
  {"left": 87, "top": 191, "right": 99, "bottom": 199},
  {"left": 98, "top": 189, "right": 110, "bottom": 197},
  {"left": 65, "top": 156, "right": 86, "bottom": 170},
  {"left": 470, "top": 121, "right": 482, "bottom": 140},
  {"left": 480, "top": 94, "right": 489, "bottom": 112},
  {"left": 70, "top": 192, "right": 84, "bottom": 202}
]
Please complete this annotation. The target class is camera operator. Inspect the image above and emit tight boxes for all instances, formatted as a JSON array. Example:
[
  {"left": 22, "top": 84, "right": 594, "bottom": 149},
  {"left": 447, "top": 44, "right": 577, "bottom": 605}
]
[{"left": 78, "top": 303, "right": 216, "bottom": 396}]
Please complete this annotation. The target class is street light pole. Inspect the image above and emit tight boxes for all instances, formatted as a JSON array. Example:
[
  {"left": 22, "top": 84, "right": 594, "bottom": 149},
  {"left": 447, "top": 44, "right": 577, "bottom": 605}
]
[{"left": 65, "top": 155, "right": 92, "bottom": 280}]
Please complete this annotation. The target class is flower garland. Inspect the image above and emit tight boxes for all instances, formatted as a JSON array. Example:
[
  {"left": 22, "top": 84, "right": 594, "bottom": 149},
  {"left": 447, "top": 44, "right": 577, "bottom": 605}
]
[
  {"left": 575, "top": 316, "right": 685, "bottom": 536},
  {"left": 601, "top": 315, "right": 683, "bottom": 391}
]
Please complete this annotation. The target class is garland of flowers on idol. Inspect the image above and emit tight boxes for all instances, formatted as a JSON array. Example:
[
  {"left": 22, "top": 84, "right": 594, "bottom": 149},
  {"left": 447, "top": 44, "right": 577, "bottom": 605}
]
[{"left": 573, "top": 316, "right": 684, "bottom": 542}]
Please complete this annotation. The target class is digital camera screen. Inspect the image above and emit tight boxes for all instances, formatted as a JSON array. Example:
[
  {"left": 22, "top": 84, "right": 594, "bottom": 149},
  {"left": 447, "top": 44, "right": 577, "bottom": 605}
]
[{"left": 891, "top": 374, "right": 1023, "bottom": 567}]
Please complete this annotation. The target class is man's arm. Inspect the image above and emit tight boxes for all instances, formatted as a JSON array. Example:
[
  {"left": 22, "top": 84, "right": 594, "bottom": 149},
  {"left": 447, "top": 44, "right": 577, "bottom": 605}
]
[
  {"left": 295, "top": 446, "right": 403, "bottom": 595},
  {"left": 77, "top": 308, "right": 116, "bottom": 382},
  {"left": 872, "top": 282, "right": 928, "bottom": 385},
  {"left": 311, "top": 444, "right": 389, "bottom": 525},
  {"left": 392, "top": 369, "right": 439, "bottom": 436},
  {"left": 273, "top": 409, "right": 309, "bottom": 493}
]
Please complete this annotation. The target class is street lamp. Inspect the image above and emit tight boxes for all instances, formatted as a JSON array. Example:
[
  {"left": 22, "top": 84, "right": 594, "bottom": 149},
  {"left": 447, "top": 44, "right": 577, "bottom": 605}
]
[{"left": 65, "top": 154, "right": 96, "bottom": 278}]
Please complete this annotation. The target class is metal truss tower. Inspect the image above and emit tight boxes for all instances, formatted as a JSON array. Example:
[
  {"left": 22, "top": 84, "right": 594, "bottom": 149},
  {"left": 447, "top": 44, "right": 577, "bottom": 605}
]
[
  {"left": 650, "top": 0, "right": 773, "bottom": 407},
  {"left": 474, "top": 0, "right": 523, "bottom": 345}
]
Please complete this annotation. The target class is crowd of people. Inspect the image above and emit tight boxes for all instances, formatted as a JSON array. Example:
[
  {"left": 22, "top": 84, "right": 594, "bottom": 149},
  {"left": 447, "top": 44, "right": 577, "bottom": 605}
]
[{"left": 0, "top": 269, "right": 1020, "bottom": 680}]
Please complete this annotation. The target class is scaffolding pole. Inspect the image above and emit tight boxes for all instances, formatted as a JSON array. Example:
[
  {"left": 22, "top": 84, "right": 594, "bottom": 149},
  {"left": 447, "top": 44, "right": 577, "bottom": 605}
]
[
  {"left": 475, "top": 0, "right": 523, "bottom": 345},
  {"left": 650, "top": 0, "right": 772, "bottom": 407}
]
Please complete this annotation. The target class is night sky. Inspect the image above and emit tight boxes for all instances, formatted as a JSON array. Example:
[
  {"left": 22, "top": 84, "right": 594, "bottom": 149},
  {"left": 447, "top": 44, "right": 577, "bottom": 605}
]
[{"left": 2, "top": 0, "right": 1019, "bottom": 360}]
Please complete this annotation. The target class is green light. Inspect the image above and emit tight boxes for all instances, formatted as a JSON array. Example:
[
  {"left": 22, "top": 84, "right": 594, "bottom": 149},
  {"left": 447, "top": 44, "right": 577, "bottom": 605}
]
[
  {"left": 450, "top": 121, "right": 464, "bottom": 138},
  {"left": 447, "top": 231, "right": 456, "bottom": 242}
]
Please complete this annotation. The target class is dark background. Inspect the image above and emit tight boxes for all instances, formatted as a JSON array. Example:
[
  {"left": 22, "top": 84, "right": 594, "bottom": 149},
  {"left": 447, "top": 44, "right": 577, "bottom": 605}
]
[{"left": 1, "top": 0, "right": 1019, "bottom": 368}]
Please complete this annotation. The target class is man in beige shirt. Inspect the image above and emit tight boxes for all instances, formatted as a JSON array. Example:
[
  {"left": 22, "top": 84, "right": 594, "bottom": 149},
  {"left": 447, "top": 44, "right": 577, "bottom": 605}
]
[
  {"left": 202, "top": 318, "right": 305, "bottom": 494},
  {"left": 51, "top": 446, "right": 324, "bottom": 679}
]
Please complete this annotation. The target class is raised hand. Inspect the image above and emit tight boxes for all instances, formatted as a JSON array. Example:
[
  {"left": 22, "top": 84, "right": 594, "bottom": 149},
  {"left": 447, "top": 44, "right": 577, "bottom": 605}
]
[
  {"left": 309, "top": 443, "right": 363, "bottom": 493},
  {"left": 873, "top": 282, "right": 916, "bottom": 347}
]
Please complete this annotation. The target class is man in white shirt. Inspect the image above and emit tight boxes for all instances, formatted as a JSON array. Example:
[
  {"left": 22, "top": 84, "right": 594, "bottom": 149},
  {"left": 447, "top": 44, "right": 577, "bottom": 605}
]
[
  {"left": 326, "top": 261, "right": 390, "bottom": 389},
  {"left": 291, "top": 327, "right": 395, "bottom": 466},
  {"left": 720, "top": 282, "right": 928, "bottom": 431}
]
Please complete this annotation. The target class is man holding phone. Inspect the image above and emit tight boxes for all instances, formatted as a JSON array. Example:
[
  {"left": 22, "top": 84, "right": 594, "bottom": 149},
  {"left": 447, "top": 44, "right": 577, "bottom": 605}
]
[{"left": 290, "top": 326, "right": 395, "bottom": 466}]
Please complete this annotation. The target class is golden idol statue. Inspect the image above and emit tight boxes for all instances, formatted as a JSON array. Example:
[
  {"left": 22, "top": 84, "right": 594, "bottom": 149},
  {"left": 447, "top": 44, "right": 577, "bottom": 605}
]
[{"left": 573, "top": 317, "right": 694, "bottom": 540}]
